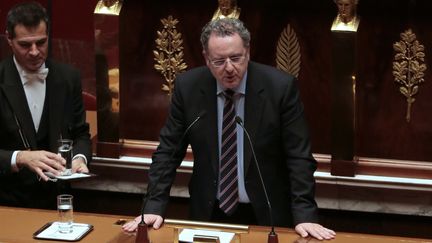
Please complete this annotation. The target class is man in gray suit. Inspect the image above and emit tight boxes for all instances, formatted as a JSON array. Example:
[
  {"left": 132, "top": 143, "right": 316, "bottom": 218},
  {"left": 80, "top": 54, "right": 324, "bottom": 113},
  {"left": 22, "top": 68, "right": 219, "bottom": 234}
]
[
  {"left": 0, "top": 2, "right": 91, "bottom": 208},
  {"left": 124, "top": 18, "right": 335, "bottom": 240}
]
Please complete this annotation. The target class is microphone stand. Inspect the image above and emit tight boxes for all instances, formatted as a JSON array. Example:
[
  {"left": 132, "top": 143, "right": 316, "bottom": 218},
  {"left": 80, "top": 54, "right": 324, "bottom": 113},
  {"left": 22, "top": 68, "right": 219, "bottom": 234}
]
[
  {"left": 136, "top": 193, "right": 150, "bottom": 243},
  {"left": 135, "top": 221, "right": 149, "bottom": 243},
  {"left": 268, "top": 229, "right": 278, "bottom": 243},
  {"left": 236, "top": 117, "right": 278, "bottom": 243},
  {"left": 136, "top": 111, "right": 206, "bottom": 243}
]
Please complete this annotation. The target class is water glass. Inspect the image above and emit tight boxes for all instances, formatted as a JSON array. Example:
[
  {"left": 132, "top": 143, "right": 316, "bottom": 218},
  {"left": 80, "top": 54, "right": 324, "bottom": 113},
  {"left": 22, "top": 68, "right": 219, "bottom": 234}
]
[
  {"left": 58, "top": 139, "right": 73, "bottom": 175},
  {"left": 57, "top": 194, "right": 74, "bottom": 233}
]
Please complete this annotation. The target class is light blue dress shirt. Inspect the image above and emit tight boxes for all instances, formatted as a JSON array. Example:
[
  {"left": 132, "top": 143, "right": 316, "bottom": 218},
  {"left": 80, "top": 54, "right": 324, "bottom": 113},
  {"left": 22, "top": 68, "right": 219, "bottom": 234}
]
[{"left": 216, "top": 72, "right": 251, "bottom": 203}]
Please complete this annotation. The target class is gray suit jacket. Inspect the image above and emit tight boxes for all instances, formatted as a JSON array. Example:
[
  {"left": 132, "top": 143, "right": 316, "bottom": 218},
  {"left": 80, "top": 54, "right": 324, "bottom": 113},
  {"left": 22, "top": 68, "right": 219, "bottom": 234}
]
[
  {"left": 0, "top": 56, "right": 91, "bottom": 208},
  {"left": 145, "top": 61, "right": 318, "bottom": 226}
]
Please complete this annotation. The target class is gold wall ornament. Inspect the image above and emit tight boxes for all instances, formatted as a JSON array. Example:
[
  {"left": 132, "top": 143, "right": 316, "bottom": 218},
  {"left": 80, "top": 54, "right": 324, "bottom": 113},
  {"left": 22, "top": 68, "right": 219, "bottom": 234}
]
[
  {"left": 153, "top": 15, "right": 188, "bottom": 98},
  {"left": 331, "top": 0, "right": 360, "bottom": 32},
  {"left": 275, "top": 24, "right": 301, "bottom": 78},
  {"left": 392, "top": 29, "right": 427, "bottom": 122},
  {"left": 94, "top": 0, "right": 123, "bottom": 15},
  {"left": 212, "top": 0, "right": 241, "bottom": 20}
]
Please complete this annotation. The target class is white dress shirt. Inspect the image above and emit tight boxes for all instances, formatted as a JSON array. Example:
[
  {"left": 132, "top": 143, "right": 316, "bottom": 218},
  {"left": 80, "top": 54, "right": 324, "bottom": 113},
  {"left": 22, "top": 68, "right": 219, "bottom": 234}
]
[{"left": 14, "top": 57, "right": 47, "bottom": 132}]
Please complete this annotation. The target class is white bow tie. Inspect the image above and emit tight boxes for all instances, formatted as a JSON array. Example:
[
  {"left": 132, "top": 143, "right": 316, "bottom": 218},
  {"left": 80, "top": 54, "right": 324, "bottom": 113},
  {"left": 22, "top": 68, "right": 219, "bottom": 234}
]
[{"left": 23, "top": 68, "right": 49, "bottom": 82}]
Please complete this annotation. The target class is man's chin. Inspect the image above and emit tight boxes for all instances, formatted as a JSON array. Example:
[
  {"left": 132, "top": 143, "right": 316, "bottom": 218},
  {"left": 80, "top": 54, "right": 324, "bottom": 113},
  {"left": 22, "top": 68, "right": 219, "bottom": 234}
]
[
  {"left": 224, "top": 83, "right": 239, "bottom": 90},
  {"left": 27, "top": 64, "right": 43, "bottom": 72}
]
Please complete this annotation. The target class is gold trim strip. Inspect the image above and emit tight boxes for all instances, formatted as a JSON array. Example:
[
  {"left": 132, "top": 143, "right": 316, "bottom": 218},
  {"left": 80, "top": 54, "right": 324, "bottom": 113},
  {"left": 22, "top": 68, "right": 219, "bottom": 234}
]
[{"left": 165, "top": 219, "right": 249, "bottom": 233}]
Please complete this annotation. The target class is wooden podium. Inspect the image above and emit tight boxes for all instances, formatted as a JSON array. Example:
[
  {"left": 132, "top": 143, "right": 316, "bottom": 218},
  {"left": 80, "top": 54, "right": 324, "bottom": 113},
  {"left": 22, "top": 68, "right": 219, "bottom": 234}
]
[{"left": 0, "top": 206, "right": 429, "bottom": 243}]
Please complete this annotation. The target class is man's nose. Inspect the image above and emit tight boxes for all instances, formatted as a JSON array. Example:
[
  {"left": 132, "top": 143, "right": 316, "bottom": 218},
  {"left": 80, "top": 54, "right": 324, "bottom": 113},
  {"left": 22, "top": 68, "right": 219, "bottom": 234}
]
[
  {"left": 224, "top": 60, "right": 235, "bottom": 71},
  {"left": 29, "top": 44, "right": 39, "bottom": 56}
]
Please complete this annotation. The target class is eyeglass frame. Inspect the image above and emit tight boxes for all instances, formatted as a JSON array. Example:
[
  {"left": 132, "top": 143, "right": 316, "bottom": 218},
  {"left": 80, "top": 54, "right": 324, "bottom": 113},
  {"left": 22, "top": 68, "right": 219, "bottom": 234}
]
[{"left": 208, "top": 53, "right": 247, "bottom": 68}]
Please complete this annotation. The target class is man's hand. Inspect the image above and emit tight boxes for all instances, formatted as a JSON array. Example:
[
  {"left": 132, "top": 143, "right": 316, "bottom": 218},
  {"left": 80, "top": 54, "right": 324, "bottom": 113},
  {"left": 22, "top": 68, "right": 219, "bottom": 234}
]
[
  {"left": 72, "top": 157, "right": 89, "bottom": 173},
  {"left": 295, "top": 222, "right": 336, "bottom": 240},
  {"left": 16, "top": 150, "right": 65, "bottom": 181},
  {"left": 122, "top": 214, "right": 164, "bottom": 233}
]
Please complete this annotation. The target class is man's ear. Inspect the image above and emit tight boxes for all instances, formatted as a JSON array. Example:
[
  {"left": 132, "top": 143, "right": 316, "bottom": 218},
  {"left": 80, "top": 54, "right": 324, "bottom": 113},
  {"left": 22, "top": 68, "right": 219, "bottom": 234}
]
[
  {"left": 202, "top": 51, "right": 210, "bottom": 65},
  {"left": 245, "top": 47, "right": 250, "bottom": 61},
  {"left": 5, "top": 30, "right": 12, "bottom": 46}
]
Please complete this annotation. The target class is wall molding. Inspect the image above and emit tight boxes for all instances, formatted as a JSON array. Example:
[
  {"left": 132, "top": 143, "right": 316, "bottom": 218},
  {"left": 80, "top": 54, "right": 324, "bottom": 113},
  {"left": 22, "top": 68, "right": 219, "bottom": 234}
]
[{"left": 73, "top": 155, "right": 432, "bottom": 217}]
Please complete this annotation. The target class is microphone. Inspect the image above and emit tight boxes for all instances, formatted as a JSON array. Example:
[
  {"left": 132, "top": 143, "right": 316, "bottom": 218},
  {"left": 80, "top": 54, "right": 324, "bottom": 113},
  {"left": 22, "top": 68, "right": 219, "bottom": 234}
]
[
  {"left": 235, "top": 116, "right": 278, "bottom": 243},
  {"left": 1, "top": 88, "right": 30, "bottom": 150},
  {"left": 136, "top": 111, "right": 207, "bottom": 243}
]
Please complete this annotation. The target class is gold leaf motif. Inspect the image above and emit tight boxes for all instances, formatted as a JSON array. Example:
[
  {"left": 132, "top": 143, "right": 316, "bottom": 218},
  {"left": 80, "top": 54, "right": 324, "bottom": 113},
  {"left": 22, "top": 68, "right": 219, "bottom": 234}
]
[
  {"left": 275, "top": 24, "right": 301, "bottom": 78},
  {"left": 392, "top": 29, "right": 427, "bottom": 122},
  {"left": 153, "top": 15, "right": 188, "bottom": 98}
]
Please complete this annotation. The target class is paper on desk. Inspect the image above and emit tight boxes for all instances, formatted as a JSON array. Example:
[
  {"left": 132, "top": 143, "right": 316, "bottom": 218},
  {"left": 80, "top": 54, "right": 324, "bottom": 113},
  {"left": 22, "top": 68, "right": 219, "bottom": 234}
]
[
  {"left": 179, "top": 228, "right": 234, "bottom": 243},
  {"left": 44, "top": 172, "right": 94, "bottom": 181}
]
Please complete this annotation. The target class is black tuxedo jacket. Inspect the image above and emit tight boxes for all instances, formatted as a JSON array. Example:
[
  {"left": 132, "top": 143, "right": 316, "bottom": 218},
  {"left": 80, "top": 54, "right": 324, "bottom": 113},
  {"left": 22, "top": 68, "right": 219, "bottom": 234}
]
[
  {"left": 0, "top": 56, "right": 91, "bottom": 208},
  {"left": 146, "top": 61, "right": 318, "bottom": 226}
]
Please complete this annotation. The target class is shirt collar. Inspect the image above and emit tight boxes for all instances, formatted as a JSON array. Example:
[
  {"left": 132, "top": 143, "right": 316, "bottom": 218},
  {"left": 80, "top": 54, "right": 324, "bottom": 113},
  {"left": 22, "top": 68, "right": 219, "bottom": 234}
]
[{"left": 13, "top": 56, "right": 47, "bottom": 85}]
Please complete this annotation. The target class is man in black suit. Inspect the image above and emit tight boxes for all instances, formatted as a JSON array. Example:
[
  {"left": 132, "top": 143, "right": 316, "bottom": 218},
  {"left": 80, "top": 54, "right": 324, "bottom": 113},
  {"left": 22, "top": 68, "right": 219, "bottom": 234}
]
[
  {"left": 0, "top": 2, "right": 91, "bottom": 208},
  {"left": 123, "top": 18, "right": 335, "bottom": 240}
]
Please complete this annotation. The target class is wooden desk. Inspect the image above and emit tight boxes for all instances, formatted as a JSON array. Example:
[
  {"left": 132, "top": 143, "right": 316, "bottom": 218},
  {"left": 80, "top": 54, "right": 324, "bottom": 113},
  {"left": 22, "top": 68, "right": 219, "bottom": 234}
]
[{"left": 0, "top": 206, "right": 429, "bottom": 243}]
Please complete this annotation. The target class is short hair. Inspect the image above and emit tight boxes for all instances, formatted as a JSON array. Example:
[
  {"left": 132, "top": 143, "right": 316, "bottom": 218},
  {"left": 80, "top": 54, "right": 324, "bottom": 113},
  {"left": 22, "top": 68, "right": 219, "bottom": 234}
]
[
  {"left": 334, "top": 0, "right": 359, "bottom": 4},
  {"left": 200, "top": 18, "right": 250, "bottom": 51},
  {"left": 6, "top": 1, "right": 49, "bottom": 39}
]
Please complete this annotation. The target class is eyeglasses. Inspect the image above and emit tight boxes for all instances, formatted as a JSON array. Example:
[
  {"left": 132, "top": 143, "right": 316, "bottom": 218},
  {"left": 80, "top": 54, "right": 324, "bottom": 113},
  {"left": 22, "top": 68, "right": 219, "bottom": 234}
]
[{"left": 209, "top": 55, "right": 246, "bottom": 68}]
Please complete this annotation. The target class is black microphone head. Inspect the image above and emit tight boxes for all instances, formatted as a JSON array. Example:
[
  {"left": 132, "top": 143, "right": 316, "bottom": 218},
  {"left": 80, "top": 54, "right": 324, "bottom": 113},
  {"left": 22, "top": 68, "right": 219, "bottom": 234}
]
[
  {"left": 198, "top": 110, "right": 207, "bottom": 118},
  {"left": 235, "top": 116, "right": 243, "bottom": 125}
]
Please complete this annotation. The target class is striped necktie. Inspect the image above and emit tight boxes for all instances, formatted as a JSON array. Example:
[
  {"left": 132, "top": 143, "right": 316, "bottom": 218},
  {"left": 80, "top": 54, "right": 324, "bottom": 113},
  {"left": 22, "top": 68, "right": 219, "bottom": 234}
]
[{"left": 219, "top": 89, "right": 239, "bottom": 215}]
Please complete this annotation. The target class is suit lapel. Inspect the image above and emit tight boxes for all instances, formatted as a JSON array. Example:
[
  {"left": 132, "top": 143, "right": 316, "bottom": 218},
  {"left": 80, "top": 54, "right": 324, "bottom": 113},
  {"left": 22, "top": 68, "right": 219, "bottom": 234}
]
[
  {"left": 1, "top": 58, "right": 38, "bottom": 149},
  {"left": 45, "top": 61, "right": 65, "bottom": 151},
  {"left": 243, "top": 64, "right": 265, "bottom": 176},
  {"left": 199, "top": 76, "right": 219, "bottom": 177}
]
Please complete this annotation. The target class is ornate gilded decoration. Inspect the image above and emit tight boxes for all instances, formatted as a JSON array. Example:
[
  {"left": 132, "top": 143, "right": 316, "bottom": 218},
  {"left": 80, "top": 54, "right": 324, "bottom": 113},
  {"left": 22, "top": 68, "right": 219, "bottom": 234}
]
[
  {"left": 212, "top": 0, "right": 241, "bottom": 20},
  {"left": 331, "top": 0, "right": 360, "bottom": 32},
  {"left": 153, "top": 16, "right": 188, "bottom": 97},
  {"left": 94, "top": 0, "right": 123, "bottom": 15},
  {"left": 393, "top": 29, "right": 427, "bottom": 122},
  {"left": 275, "top": 24, "right": 301, "bottom": 78},
  {"left": 331, "top": 15, "right": 359, "bottom": 32}
]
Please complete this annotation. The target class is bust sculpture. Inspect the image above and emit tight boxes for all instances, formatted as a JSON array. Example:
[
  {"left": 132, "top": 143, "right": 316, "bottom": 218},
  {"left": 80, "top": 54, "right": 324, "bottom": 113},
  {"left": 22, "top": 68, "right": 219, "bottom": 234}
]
[
  {"left": 331, "top": 0, "right": 360, "bottom": 32},
  {"left": 212, "top": 0, "right": 241, "bottom": 20}
]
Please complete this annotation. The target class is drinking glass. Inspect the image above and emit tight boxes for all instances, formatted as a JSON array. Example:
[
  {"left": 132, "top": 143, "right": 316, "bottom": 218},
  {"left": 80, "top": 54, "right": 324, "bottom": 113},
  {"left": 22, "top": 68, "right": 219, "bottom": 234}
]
[
  {"left": 58, "top": 139, "right": 73, "bottom": 176},
  {"left": 57, "top": 194, "right": 74, "bottom": 233}
]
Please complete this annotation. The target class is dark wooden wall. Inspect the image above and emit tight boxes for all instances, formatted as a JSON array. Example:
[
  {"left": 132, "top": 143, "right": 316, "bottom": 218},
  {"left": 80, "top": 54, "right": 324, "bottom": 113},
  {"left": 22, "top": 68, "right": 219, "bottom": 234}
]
[
  {"left": 355, "top": 1, "right": 432, "bottom": 161},
  {"left": 118, "top": 0, "right": 335, "bottom": 150},
  {"left": 2, "top": 0, "right": 431, "bottom": 166},
  {"left": 118, "top": 0, "right": 432, "bottom": 164}
]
